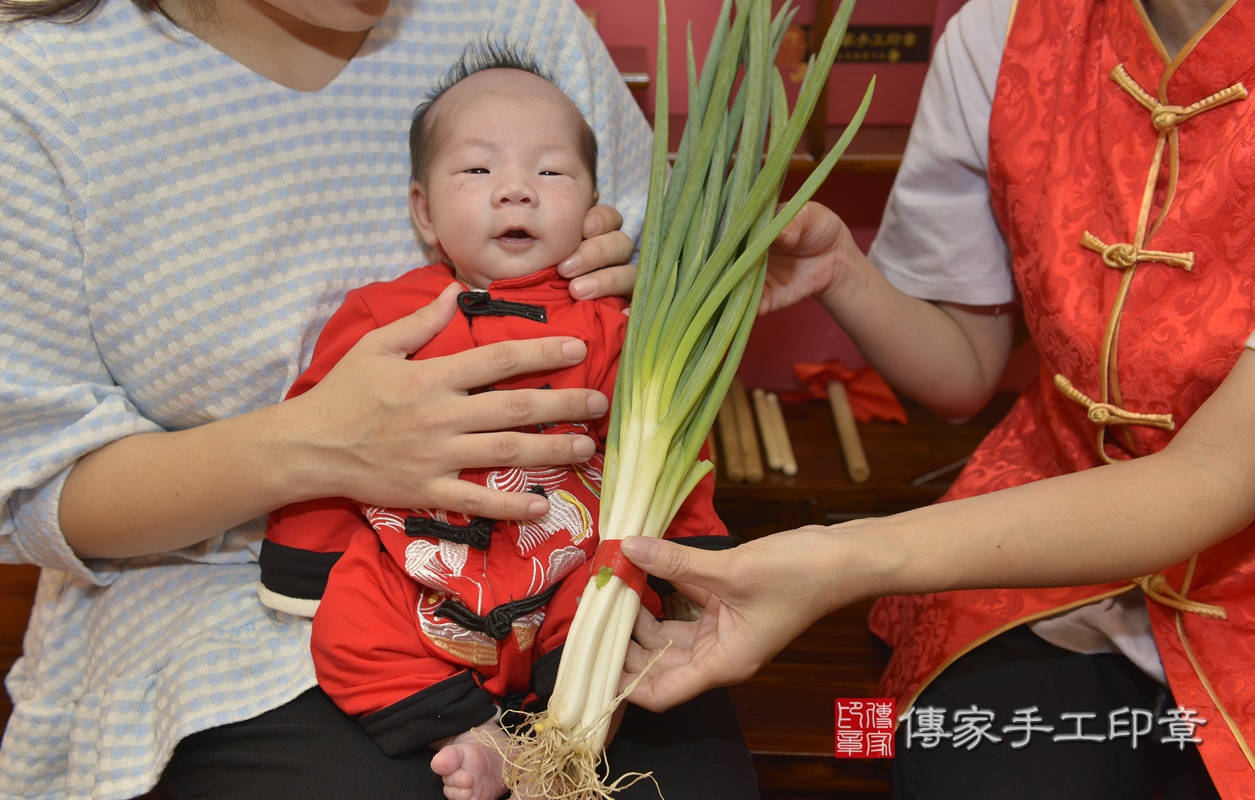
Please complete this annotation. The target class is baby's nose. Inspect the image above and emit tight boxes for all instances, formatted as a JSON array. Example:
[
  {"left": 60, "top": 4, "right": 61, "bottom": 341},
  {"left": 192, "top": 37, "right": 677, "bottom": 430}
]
[{"left": 495, "top": 179, "right": 534, "bottom": 205}]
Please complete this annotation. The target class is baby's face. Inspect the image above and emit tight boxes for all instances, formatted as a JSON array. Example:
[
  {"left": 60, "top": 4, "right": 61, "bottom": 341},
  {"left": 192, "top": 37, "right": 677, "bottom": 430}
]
[{"left": 410, "top": 69, "right": 597, "bottom": 289}]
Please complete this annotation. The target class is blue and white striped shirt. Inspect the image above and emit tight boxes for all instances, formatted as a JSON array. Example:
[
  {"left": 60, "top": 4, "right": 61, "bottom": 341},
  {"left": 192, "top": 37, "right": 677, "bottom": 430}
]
[{"left": 0, "top": 1, "right": 652, "bottom": 796}]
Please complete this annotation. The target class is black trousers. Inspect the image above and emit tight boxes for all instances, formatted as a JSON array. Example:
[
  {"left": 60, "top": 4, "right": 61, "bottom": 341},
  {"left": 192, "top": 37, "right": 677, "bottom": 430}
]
[
  {"left": 892, "top": 626, "right": 1220, "bottom": 800},
  {"left": 158, "top": 686, "right": 759, "bottom": 800}
]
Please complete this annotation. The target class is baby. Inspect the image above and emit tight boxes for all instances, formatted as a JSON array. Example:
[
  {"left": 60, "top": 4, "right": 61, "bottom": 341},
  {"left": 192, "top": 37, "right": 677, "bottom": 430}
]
[{"left": 260, "top": 45, "right": 730, "bottom": 800}]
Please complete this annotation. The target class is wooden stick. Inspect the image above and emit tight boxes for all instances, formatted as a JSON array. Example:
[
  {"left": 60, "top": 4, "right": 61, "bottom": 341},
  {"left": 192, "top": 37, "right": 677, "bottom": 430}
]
[
  {"left": 826, "top": 381, "right": 870, "bottom": 483},
  {"left": 766, "top": 391, "right": 798, "bottom": 476},
  {"left": 752, "top": 388, "right": 783, "bottom": 472},
  {"left": 731, "top": 379, "right": 765, "bottom": 482},
  {"left": 716, "top": 391, "right": 746, "bottom": 482}
]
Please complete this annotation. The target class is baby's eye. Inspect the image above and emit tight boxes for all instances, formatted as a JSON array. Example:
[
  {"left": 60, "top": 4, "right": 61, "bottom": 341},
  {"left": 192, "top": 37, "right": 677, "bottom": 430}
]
[
  {"left": 540, "top": 170, "right": 562, "bottom": 176},
  {"left": 464, "top": 167, "right": 489, "bottom": 174}
]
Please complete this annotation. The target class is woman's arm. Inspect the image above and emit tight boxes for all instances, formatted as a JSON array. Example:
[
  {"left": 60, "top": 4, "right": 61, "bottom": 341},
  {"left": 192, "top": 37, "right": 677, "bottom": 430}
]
[
  {"left": 759, "top": 0, "right": 1014, "bottom": 421},
  {"left": 621, "top": 349, "right": 1255, "bottom": 710},
  {"left": 765, "top": 204, "right": 1015, "bottom": 422},
  {"left": 857, "top": 349, "right": 1255, "bottom": 593},
  {"left": 59, "top": 286, "right": 610, "bottom": 559}
]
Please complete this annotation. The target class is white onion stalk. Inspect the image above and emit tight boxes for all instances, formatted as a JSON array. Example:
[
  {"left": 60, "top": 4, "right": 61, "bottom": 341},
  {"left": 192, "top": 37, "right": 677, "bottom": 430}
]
[{"left": 504, "top": 0, "right": 873, "bottom": 795}]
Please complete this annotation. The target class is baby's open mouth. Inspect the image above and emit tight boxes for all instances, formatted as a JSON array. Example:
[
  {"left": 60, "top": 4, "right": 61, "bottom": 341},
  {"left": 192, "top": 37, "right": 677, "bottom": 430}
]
[{"left": 499, "top": 228, "right": 533, "bottom": 240}]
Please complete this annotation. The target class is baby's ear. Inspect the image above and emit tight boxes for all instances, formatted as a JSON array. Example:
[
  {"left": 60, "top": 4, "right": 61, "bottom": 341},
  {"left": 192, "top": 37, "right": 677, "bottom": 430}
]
[{"left": 409, "top": 182, "right": 443, "bottom": 255}]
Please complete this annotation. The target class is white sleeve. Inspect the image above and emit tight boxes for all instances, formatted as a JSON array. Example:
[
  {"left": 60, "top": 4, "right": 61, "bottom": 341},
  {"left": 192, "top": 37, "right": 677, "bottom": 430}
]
[
  {"left": 867, "top": 0, "right": 1016, "bottom": 306},
  {"left": 0, "top": 42, "right": 160, "bottom": 582}
]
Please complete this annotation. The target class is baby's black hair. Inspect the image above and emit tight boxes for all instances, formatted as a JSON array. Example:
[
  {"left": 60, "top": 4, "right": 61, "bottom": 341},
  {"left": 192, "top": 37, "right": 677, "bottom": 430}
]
[{"left": 408, "top": 41, "right": 598, "bottom": 188}]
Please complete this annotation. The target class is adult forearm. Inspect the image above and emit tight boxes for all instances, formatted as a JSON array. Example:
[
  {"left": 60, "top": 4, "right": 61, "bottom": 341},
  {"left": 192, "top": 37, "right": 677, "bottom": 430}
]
[
  {"left": 821, "top": 347, "right": 1255, "bottom": 611},
  {"left": 839, "top": 443, "right": 1252, "bottom": 604},
  {"left": 60, "top": 402, "right": 304, "bottom": 559},
  {"left": 57, "top": 314, "right": 616, "bottom": 558},
  {"left": 813, "top": 247, "right": 1013, "bottom": 422}
]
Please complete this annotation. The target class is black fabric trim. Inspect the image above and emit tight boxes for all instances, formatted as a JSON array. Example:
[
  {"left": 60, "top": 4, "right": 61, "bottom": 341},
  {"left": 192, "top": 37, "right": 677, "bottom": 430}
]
[
  {"left": 647, "top": 535, "right": 733, "bottom": 597},
  {"left": 676, "top": 534, "right": 735, "bottom": 552},
  {"left": 528, "top": 646, "right": 562, "bottom": 708},
  {"left": 457, "top": 290, "right": 547, "bottom": 323},
  {"left": 434, "top": 582, "right": 560, "bottom": 641},
  {"left": 499, "top": 646, "right": 564, "bottom": 734},
  {"left": 358, "top": 671, "right": 497, "bottom": 756},
  {"left": 404, "top": 515, "right": 495, "bottom": 550},
  {"left": 258, "top": 539, "right": 342, "bottom": 601}
]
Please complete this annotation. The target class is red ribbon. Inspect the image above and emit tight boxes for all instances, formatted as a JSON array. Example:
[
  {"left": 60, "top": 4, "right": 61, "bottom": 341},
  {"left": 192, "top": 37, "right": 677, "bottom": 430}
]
[
  {"left": 783, "top": 361, "right": 908, "bottom": 425},
  {"left": 589, "top": 539, "right": 648, "bottom": 595}
]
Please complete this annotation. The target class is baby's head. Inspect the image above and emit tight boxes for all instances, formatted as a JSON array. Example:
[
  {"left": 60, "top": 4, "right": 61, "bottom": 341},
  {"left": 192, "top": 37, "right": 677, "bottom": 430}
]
[{"left": 408, "top": 44, "right": 599, "bottom": 290}]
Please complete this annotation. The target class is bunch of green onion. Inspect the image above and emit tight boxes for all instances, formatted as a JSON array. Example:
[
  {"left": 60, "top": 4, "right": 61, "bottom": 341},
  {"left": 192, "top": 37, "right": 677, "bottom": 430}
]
[{"left": 509, "top": 0, "right": 872, "bottom": 794}]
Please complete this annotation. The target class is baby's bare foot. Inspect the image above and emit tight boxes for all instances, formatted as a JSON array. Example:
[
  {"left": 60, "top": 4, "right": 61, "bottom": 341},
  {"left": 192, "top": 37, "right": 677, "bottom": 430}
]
[{"left": 430, "top": 729, "right": 508, "bottom": 800}]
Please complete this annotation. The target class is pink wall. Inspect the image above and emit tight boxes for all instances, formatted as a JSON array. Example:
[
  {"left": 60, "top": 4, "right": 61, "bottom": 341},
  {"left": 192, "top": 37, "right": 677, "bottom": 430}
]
[
  {"left": 579, "top": 0, "right": 971, "bottom": 391},
  {"left": 933, "top": 0, "right": 970, "bottom": 39},
  {"left": 579, "top": 0, "right": 948, "bottom": 125}
]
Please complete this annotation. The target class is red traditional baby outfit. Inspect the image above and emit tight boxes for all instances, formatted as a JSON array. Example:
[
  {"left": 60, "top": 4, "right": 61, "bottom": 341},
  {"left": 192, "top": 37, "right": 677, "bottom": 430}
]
[
  {"left": 869, "top": 1, "right": 1255, "bottom": 793},
  {"left": 262, "top": 263, "right": 728, "bottom": 755}
]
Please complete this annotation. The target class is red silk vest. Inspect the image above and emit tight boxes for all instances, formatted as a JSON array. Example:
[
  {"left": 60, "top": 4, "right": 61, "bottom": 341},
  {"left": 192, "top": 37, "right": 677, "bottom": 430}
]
[{"left": 868, "top": 1, "right": 1255, "bottom": 792}]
